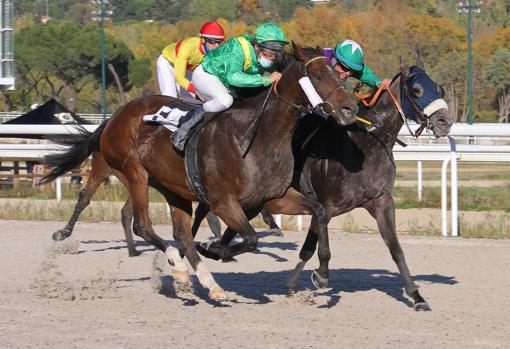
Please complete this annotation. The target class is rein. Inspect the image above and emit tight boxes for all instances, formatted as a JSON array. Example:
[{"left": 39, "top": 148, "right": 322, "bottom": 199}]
[
  {"left": 354, "top": 74, "right": 428, "bottom": 138},
  {"left": 238, "top": 58, "right": 302, "bottom": 157}
]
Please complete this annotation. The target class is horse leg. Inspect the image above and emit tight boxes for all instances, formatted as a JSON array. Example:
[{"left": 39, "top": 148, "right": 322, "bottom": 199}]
[
  {"left": 192, "top": 202, "right": 222, "bottom": 239},
  {"left": 260, "top": 208, "right": 283, "bottom": 237},
  {"left": 119, "top": 196, "right": 141, "bottom": 257},
  {"left": 264, "top": 187, "right": 331, "bottom": 292},
  {"left": 170, "top": 201, "right": 227, "bottom": 300},
  {"left": 205, "top": 212, "right": 222, "bottom": 239},
  {"left": 53, "top": 152, "right": 112, "bottom": 241},
  {"left": 126, "top": 168, "right": 189, "bottom": 284},
  {"left": 364, "top": 194, "right": 431, "bottom": 311},
  {"left": 111, "top": 171, "right": 141, "bottom": 257},
  {"left": 198, "top": 199, "right": 259, "bottom": 260}
]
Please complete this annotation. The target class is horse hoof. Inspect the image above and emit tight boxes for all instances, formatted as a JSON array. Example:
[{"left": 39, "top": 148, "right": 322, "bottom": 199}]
[
  {"left": 311, "top": 270, "right": 328, "bottom": 289},
  {"left": 268, "top": 228, "right": 284, "bottom": 237},
  {"left": 414, "top": 302, "right": 431, "bottom": 311},
  {"left": 209, "top": 287, "right": 227, "bottom": 300},
  {"left": 52, "top": 230, "right": 69, "bottom": 241},
  {"left": 172, "top": 269, "right": 191, "bottom": 284},
  {"left": 128, "top": 250, "right": 141, "bottom": 257},
  {"left": 221, "top": 257, "right": 238, "bottom": 263},
  {"left": 195, "top": 243, "right": 221, "bottom": 261}
]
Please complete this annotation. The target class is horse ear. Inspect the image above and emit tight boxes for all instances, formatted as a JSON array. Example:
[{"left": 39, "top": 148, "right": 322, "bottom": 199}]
[
  {"left": 400, "top": 56, "right": 410, "bottom": 76},
  {"left": 416, "top": 56, "right": 425, "bottom": 70},
  {"left": 316, "top": 45, "right": 322, "bottom": 52},
  {"left": 292, "top": 41, "right": 305, "bottom": 60}
]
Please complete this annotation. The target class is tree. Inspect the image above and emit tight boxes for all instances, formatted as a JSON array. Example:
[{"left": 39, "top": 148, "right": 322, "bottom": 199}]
[
  {"left": 7, "top": 21, "right": 134, "bottom": 112},
  {"left": 184, "top": 0, "right": 240, "bottom": 22},
  {"left": 484, "top": 48, "right": 510, "bottom": 123}
]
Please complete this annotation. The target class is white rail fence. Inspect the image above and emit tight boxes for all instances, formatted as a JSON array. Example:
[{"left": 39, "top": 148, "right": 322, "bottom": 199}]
[{"left": 1, "top": 123, "right": 509, "bottom": 237}]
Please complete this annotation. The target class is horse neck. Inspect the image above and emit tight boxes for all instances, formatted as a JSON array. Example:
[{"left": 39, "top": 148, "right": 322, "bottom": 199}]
[
  {"left": 260, "top": 62, "right": 308, "bottom": 138},
  {"left": 370, "top": 75, "right": 405, "bottom": 142}
]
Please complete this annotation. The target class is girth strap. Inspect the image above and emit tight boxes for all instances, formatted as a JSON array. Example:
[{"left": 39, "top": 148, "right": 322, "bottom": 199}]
[{"left": 183, "top": 113, "right": 216, "bottom": 205}]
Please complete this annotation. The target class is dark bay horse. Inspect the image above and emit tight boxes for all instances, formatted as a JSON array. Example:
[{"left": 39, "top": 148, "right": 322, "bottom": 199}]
[
  {"left": 198, "top": 58, "right": 453, "bottom": 309},
  {"left": 40, "top": 42, "right": 358, "bottom": 300}
]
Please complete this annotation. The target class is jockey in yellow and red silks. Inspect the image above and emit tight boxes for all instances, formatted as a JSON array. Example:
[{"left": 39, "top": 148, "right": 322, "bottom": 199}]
[{"left": 157, "top": 21, "right": 225, "bottom": 101}]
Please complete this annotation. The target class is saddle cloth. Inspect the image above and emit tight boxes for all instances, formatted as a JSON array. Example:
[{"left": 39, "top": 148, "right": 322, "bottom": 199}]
[{"left": 142, "top": 105, "right": 189, "bottom": 132}]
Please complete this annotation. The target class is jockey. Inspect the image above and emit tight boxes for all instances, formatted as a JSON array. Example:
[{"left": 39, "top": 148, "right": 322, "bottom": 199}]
[
  {"left": 157, "top": 21, "right": 225, "bottom": 100},
  {"left": 171, "top": 22, "right": 289, "bottom": 152},
  {"left": 332, "top": 39, "right": 391, "bottom": 89}
]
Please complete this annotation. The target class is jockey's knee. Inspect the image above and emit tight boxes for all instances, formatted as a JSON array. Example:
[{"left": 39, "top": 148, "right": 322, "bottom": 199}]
[
  {"left": 203, "top": 93, "right": 233, "bottom": 113},
  {"left": 219, "top": 94, "right": 234, "bottom": 109}
]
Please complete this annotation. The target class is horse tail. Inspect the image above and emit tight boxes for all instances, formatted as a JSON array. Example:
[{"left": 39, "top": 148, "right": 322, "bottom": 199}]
[{"left": 39, "top": 122, "right": 108, "bottom": 185}]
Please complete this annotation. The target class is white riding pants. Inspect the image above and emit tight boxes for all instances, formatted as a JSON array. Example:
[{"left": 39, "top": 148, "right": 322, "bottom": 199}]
[
  {"left": 192, "top": 64, "right": 233, "bottom": 113},
  {"left": 156, "top": 55, "right": 194, "bottom": 98}
]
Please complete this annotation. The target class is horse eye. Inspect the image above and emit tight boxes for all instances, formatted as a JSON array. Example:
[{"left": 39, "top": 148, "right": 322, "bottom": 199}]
[
  {"left": 412, "top": 83, "right": 423, "bottom": 97},
  {"left": 438, "top": 85, "right": 445, "bottom": 98}
]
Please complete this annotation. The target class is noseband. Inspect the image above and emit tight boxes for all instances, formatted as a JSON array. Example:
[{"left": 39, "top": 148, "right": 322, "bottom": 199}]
[{"left": 274, "top": 55, "right": 347, "bottom": 118}]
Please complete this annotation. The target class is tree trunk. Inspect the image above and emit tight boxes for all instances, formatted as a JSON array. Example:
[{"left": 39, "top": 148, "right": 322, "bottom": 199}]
[
  {"left": 498, "top": 91, "right": 510, "bottom": 123},
  {"left": 107, "top": 63, "right": 125, "bottom": 106},
  {"left": 447, "top": 84, "right": 459, "bottom": 122}
]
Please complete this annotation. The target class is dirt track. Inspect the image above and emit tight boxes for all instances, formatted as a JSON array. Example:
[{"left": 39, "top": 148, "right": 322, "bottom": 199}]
[{"left": 1, "top": 220, "right": 509, "bottom": 348}]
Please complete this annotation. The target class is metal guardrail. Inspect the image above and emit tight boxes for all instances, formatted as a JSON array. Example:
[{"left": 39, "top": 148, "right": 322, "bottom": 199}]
[{"left": 0, "top": 123, "right": 509, "bottom": 236}]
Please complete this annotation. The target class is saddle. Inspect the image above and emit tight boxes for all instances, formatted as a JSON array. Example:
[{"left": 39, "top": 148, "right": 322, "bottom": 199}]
[{"left": 142, "top": 98, "right": 213, "bottom": 204}]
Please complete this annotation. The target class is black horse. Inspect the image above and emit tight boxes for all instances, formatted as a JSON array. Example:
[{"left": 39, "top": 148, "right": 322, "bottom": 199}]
[{"left": 197, "top": 58, "right": 453, "bottom": 309}]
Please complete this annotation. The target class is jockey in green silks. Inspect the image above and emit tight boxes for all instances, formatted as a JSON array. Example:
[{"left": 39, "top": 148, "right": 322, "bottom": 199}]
[
  {"left": 171, "top": 22, "right": 289, "bottom": 152},
  {"left": 332, "top": 39, "right": 391, "bottom": 89}
]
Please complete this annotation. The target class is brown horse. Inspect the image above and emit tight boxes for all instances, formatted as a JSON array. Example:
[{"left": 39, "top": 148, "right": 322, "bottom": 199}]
[
  {"left": 49, "top": 152, "right": 281, "bottom": 258},
  {"left": 41, "top": 42, "right": 358, "bottom": 300}
]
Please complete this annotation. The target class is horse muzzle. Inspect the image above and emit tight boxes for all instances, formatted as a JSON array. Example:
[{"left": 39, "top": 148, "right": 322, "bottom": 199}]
[{"left": 428, "top": 108, "right": 453, "bottom": 138}]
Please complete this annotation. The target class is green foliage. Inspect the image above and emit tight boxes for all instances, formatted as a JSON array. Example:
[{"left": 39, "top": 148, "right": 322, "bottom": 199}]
[
  {"left": 128, "top": 58, "right": 152, "bottom": 87},
  {"left": 184, "top": 0, "right": 241, "bottom": 22},
  {"left": 110, "top": 0, "right": 156, "bottom": 22},
  {"left": 475, "top": 110, "right": 498, "bottom": 122},
  {"left": 484, "top": 48, "right": 510, "bottom": 93},
  {"left": 6, "top": 0, "right": 509, "bottom": 118}
]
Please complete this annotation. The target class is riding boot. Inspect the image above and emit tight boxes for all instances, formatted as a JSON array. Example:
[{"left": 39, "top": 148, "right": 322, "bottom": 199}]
[{"left": 170, "top": 106, "right": 205, "bottom": 152}]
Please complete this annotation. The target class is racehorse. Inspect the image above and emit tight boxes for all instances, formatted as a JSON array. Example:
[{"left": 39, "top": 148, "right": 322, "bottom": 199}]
[
  {"left": 49, "top": 152, "right": 281, "bottom": 258},
  {"left": 40, "top": 42, "right": 359, "bottom": 300},
  {"left": 195, "top": 58, "right": 453, "bottom": 310}
]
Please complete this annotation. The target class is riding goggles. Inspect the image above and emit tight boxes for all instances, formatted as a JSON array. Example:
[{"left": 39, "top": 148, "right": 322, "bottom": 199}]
[
  {"left": 331, "top": 57, "right": 352, "bottom": 72},
  {"left": 203, "top": 38, "right": 224, "bottom": 45}
]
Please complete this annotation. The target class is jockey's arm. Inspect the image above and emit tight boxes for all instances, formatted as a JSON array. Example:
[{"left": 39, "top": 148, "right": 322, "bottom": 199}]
[
  {"left": 357, "top": 64, "right": 382, "bottom": 89},
  {"left": 224, "top": 60, "right": 271, "bottom": 88},
  {"left": 174, "top": 44, "right": 195, "bottom": 93}
]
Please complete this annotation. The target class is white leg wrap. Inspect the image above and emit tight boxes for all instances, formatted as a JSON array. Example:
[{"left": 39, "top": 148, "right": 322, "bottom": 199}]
[
  {"left": 196, "top": 262, "right": 219, "bottom": 290},
  {"left": 165, "top": 247, "right": 188, "bottom": 273}
]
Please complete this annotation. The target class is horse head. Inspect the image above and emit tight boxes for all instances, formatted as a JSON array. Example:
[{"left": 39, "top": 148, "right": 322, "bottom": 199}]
[
  {"left": 288, "top": 41, "right": 359, "bottom": 126},
  {"left": 399, "top": 57, "right": 453, "bottom": 137}
]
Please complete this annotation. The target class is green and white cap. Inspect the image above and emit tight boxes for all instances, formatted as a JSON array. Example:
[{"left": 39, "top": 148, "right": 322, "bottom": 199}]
[{"left": 334, "top": 39, "right": 364, "bottom": 71}]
